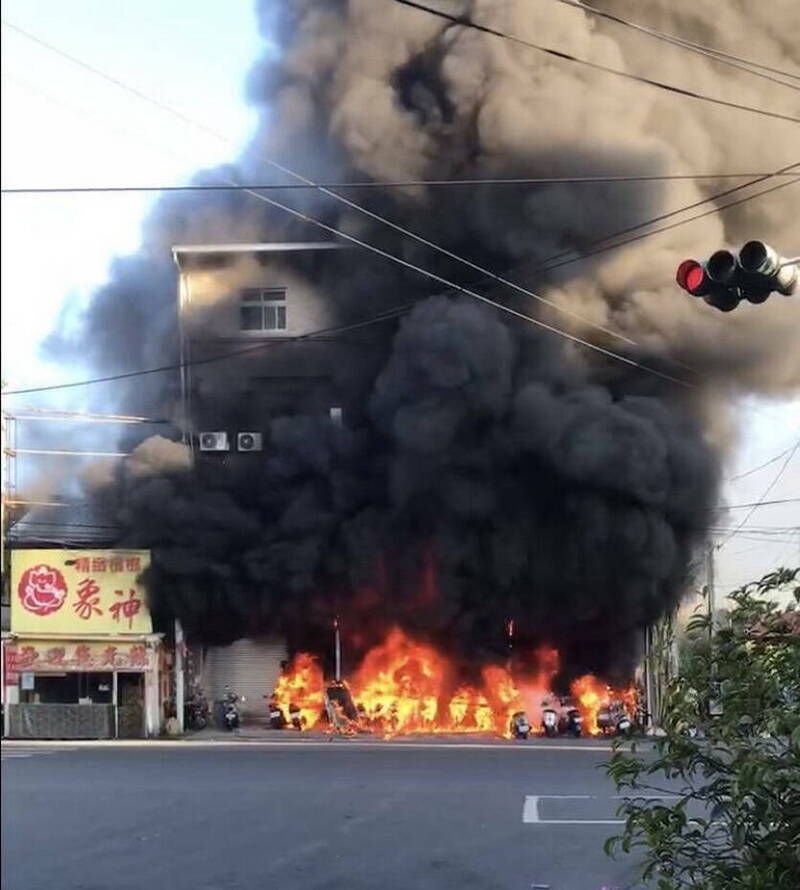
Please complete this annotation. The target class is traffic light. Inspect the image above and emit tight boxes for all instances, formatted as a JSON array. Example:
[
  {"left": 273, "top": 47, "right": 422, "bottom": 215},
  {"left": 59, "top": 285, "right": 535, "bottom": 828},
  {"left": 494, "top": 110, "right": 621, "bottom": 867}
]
[{"left": 676, "top": 241, "right": 798, "bottom": 311}]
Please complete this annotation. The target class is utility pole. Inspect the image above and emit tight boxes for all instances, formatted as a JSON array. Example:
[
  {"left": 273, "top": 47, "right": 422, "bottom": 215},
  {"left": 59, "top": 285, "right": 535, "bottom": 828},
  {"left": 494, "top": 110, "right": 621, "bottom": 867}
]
[
  {"left": 334, "top": 616, "right": 341, "bottom": 682},
  {"left": 706, "top": 542, "right": 716, "bottom": 638},
  {"left": 174, "top": 618, "right": 185, "bottom": 733}
]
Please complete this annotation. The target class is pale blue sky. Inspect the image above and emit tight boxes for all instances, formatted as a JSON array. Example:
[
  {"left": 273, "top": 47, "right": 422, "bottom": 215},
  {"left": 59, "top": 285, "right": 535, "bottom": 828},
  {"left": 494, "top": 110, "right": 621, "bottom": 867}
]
[{"left": 1, "top": 1, "right": 797, "bottom": 594}]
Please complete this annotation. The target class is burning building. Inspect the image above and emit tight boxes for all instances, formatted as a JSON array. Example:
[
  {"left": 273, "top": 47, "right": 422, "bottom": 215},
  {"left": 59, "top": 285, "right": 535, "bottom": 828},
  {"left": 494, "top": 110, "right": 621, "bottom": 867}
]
[{"left": 38, "top": 1, "right": 799, "bottom": 730}]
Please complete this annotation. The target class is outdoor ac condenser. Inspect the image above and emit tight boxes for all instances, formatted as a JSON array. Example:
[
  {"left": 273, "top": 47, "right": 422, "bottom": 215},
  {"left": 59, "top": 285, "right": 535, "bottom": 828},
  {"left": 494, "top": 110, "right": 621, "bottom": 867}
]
[
  {"left": 198, "top": 431, "right": 230, "bottom": 452},
  {"left": 237, "top": 432, "right": 263, "bottom": 452}
]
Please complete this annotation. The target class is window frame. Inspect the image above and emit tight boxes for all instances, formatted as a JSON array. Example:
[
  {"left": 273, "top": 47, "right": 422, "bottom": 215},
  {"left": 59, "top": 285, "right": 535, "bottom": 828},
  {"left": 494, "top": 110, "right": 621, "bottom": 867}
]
[{"left": 238, "top": 286, "right": 288, "bottom": 335}]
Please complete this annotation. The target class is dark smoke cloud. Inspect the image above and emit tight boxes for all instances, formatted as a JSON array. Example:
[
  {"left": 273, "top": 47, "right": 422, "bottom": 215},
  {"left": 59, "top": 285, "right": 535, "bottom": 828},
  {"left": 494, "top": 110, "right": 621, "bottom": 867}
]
[
  {"left": 41, "top": 0, "right": 799, "bottom": 678},
  {"left": 99, "top": 297, "right": 716, "bottom": 679}
]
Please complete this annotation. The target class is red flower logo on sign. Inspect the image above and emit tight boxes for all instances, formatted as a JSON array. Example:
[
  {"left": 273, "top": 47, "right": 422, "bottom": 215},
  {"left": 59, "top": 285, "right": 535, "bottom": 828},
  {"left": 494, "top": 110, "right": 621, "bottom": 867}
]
[{"left": 17, "top": 564, "right": 69, "bottom": 616}]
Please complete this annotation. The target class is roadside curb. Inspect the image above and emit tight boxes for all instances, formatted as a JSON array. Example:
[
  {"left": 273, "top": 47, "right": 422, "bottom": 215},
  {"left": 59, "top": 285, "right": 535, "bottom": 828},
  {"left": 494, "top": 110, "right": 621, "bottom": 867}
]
[{"left": 2, "top": 736, "right": 617, "bottom": 751}]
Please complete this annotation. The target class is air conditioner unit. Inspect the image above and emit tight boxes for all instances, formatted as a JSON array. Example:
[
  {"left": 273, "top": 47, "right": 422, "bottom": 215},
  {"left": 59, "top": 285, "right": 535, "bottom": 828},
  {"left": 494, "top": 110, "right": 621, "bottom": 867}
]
[
  {"left": 198, "top": 431, "right": 229, "bottom": 452},
  {"left": 237, "top": 432, "right": 263, "bottom": 452}
]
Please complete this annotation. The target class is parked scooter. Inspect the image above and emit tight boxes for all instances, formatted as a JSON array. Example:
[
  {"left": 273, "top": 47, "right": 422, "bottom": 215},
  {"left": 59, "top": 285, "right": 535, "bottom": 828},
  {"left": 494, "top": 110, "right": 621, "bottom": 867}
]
[
  {"left": 510, "top": 711, "right": 531, "bottom": 740},
  {"left": 559, "top": 700, "right": 583, "bottom": 738},
  {"left": 222, "top": 687, "right": 244, "bottom": 731},
  {"left": 288, "top": 703, "right": 304, "bottom": 731},
  {"left": 185, "top": 689, "right": 209, "bottom": 731},
  {"left": 541, "top": 703, "right": 559, "bottom": 738},
  {"left": 267, "top": 696, "right": 287, "bottom": 729}
]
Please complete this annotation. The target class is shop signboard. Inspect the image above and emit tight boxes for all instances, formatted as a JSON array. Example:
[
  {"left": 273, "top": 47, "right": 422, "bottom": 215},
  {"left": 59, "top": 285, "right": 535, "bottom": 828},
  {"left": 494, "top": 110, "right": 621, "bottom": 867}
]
[
  {"left": 5, "top": 640, "right": 154, "bottom": 672},
  {"left": 11, "top": 550, "right": 152, "bottom": 635}
]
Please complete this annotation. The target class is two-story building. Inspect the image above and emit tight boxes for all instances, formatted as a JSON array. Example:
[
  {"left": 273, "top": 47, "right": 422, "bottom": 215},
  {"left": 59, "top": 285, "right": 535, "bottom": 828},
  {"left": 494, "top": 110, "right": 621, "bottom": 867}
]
[{"left": 171, "top": 241, "right": 359, "bottom": 718}]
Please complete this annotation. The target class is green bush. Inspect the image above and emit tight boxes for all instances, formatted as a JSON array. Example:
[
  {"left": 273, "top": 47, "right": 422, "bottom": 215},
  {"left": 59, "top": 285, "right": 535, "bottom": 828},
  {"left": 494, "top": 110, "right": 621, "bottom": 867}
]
[{"left": 605, "top": 568, "right": 800, "bottom": 889}]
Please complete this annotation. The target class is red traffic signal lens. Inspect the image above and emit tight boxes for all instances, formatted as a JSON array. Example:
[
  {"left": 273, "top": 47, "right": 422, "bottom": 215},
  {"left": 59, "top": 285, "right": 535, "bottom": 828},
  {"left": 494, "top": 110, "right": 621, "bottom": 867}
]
[{"left": 676, "top": 259, "right": 706, "bottom": 295}]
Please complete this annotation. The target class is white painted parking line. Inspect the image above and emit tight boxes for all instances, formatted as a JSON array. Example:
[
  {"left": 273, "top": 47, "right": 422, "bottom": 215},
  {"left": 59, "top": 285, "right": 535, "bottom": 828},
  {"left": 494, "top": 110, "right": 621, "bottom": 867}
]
[
  {"left": 522, "top": 795, "right": 624, "bottom": 825},
  {"left": 522, "top": 794, "right": 680, "bottom": 825},
  {"left": 1, "top": 745, "right": 78, "bottom": 761}
]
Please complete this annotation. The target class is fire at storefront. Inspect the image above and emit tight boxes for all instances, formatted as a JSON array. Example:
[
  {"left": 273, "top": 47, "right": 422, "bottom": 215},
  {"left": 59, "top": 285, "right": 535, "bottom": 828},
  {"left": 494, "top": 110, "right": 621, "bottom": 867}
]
[
  {"left": 24, "top": 3, "right": 798, "bottom": 741},
  {"left": 2, "top": 549, "right": 165, "bottom": 739},
  {"left": 265, "top": 627, "right": 641, "bottom": 739}
]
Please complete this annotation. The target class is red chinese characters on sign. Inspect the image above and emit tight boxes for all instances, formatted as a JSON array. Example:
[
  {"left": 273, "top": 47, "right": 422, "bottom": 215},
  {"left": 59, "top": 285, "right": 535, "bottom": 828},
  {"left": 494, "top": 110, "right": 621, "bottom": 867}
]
[
  {"left": 17, "top": 565, "right": 69, "bottom": 616},
  {"left": 75, "top": 557, "right": 91, "bottom": 573},
  {"left": 128, "top": 645, "right": 148, "bottom": 668},
  {"left": 74, "top": 645, "right": 93, "bottom": 667},
  {"left": 109, "top": 557, "right": 124, "bottom": 572},
  {"left": 110, "top": 589, "right": 143, "bottom": 630},
  {"left": 73, "top": 578, "right": 104, "bottom": 621},
  {"left": 101, "top": 646, "right": 118, "bottom": 667},
  {"left": 15, "top": 645, "right": 40, "bottom": 670},
  {"left": 91, "top": 557, "right": 108, "bottom": 572},
  {"left": 125, "top": 557, "right": 141, "bottom": 573},
  {"left": 45, "top": 646, "right": 66, "bottom": 666}
]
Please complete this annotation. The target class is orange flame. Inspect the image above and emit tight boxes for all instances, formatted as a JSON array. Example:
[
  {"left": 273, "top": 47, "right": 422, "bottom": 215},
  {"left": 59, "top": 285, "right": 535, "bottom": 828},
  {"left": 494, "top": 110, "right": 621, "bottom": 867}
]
[
  {"left": 272, "top": 628, "right": 636, "bottom": 737},
  {"left": 271, "top": 652, "right": 325, "bottom": 730}
]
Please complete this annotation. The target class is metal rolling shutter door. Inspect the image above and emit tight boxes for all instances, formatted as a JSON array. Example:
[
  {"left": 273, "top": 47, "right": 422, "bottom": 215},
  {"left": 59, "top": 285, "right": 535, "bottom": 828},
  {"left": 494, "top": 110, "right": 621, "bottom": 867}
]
[{"left": 204, "top": 637, "right": 287, "bottom": 718}]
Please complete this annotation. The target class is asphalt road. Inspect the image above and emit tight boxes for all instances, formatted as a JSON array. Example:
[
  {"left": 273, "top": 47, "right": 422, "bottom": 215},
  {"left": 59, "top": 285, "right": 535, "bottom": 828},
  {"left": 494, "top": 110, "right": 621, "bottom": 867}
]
[{"left": 2, "top": 739, "right": 647, "bottom": 890}]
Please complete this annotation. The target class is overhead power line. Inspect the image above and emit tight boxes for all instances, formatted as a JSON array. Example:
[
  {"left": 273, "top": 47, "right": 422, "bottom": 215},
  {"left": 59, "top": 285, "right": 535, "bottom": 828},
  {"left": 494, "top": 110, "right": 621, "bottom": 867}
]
[
  {"left": 711, "top": 498, "right": 800, "bottom": 511},
  {"left": 1, "top": 19, "right": 698, "bottom": 385},
  {"left": 0, "top": 18, "right": 675, "bottom": 357},
  {"left": 0, "top": 14, "right": 789, "bottom": 399},
  {"left": 718, "top": 438, "right": 800, "bottom": 547},
  {"left": 390, "top": 0, "right": 800, "bottom": 124},
  {"left": 1, "top": 306, "right": 411, "bottom": 396},
  {"left": 538, "top": 174, "right": 800, "bottom": 273},
  {"left": 3, "top": 13, "right": 792, "bottom": 375},
  {"left": 550, "top": 0, "right": 800, "bottom": 91},
  {"left": 4, "top": 172, "right": 800, "bottom": 194},
  {"left": 727, "top": 441, "right": 800, "bottom": 481}
]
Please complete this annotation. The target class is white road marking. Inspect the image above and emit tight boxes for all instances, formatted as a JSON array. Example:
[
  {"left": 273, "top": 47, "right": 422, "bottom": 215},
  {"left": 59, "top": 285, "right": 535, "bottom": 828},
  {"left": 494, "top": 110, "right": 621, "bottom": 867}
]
[
  {"left": 522, "top": 794, "right": 679, "bottom": 825},
  {"left": 523, "top": 796, "right": 541, "bottom": 822},
  {"left": 1, "top": 745, "right": 78, "bottom": 761}
]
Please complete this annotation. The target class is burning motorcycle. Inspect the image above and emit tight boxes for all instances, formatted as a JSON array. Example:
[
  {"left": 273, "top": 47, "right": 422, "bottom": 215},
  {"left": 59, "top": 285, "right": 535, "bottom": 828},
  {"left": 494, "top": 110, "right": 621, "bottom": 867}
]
[
  {"left": 288, "top": 703, "right": 304, "bottom": 731},
  {"left": 266, "top": 696, "right": 287, "bottom": 729},
  {"left": 541, "top": 703, "right": 559, "bottom": 738},
  {"left": 222, "top": 687, "right": 244, "bottom": 731},
  {"left": 510, "top": 711, "right": 531, "bottom": 740},
  {"left": 559, "top": 699, "right": 583, "bottom": 737}
]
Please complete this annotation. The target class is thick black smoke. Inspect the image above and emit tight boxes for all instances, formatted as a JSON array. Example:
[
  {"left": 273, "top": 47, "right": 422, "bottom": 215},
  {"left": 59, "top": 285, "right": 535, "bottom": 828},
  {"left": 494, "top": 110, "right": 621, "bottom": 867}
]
[
  {"left": 43, "top": 0, "right": 799, "bottom": 680},
  {"left": 94, "top": 295, "right": 715, "bottom": 679}
]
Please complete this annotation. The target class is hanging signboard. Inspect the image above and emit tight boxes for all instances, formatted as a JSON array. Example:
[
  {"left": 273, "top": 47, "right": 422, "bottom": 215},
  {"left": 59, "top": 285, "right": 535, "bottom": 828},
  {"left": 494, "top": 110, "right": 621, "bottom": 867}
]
[
  {"left": 6, "top": 640, "right": 154, "bottom": 673},
  {"left": 11, "top": 550, "right": 153, "bottom": 635}
]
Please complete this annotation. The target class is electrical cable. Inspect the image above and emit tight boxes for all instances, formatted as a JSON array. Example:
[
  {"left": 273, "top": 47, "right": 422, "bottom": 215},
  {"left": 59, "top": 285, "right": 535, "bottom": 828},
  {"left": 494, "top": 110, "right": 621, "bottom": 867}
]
[
  {"left": 4, "top": 15, "right": 792, "bottom": 370},
  {"left": 534, "top": 162, "right": 800, "bottom": 272},
  {"left": 549, "top": 0, "right": 800, "bottom": 91},
  {"left": 390, "top": 0, "right": 800, "bottom": 124},
  {"left": 538, "top": 176, "right": 800, "bottom": 273},
  {"left": 717, "top": 438, "right": 800, "bottom": 547},
  {"left": 727, "top": 442, "right": 800, "bottom": 481},
  {"left": 0, "top": 15, "right": 790, "bottom": 400},
  {"left": 5, "top": 172, "right": 800, "bottom": 193},
  {"left": 2, "top": 305, "right": 412, "bottom": 396}
]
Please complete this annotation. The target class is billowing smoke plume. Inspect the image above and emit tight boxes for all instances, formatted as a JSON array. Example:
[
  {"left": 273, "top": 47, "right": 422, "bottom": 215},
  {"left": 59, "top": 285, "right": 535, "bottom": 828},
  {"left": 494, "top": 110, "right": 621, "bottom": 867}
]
[{"left": 47, "top": 0, "right": 799, "bottom": 679}]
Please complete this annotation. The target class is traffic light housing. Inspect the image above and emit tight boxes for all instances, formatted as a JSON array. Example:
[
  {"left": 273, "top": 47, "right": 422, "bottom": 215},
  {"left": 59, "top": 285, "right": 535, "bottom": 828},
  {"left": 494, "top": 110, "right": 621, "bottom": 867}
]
[{"left": 676, "top": 241, "right": 797, "bottom": 311}]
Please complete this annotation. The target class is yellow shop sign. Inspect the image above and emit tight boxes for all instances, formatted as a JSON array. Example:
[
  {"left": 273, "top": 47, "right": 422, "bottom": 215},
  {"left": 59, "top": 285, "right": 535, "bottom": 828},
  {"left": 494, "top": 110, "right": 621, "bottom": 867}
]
[{"left": 11, "top": 549, "right": 152, "bottom": 635}]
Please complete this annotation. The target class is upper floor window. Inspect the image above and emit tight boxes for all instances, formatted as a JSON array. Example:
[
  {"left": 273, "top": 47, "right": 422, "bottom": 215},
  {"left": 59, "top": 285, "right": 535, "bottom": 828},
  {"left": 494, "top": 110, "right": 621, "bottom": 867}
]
[{"left": 240, "top": 287, "right": 287, "bottom": 332}]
